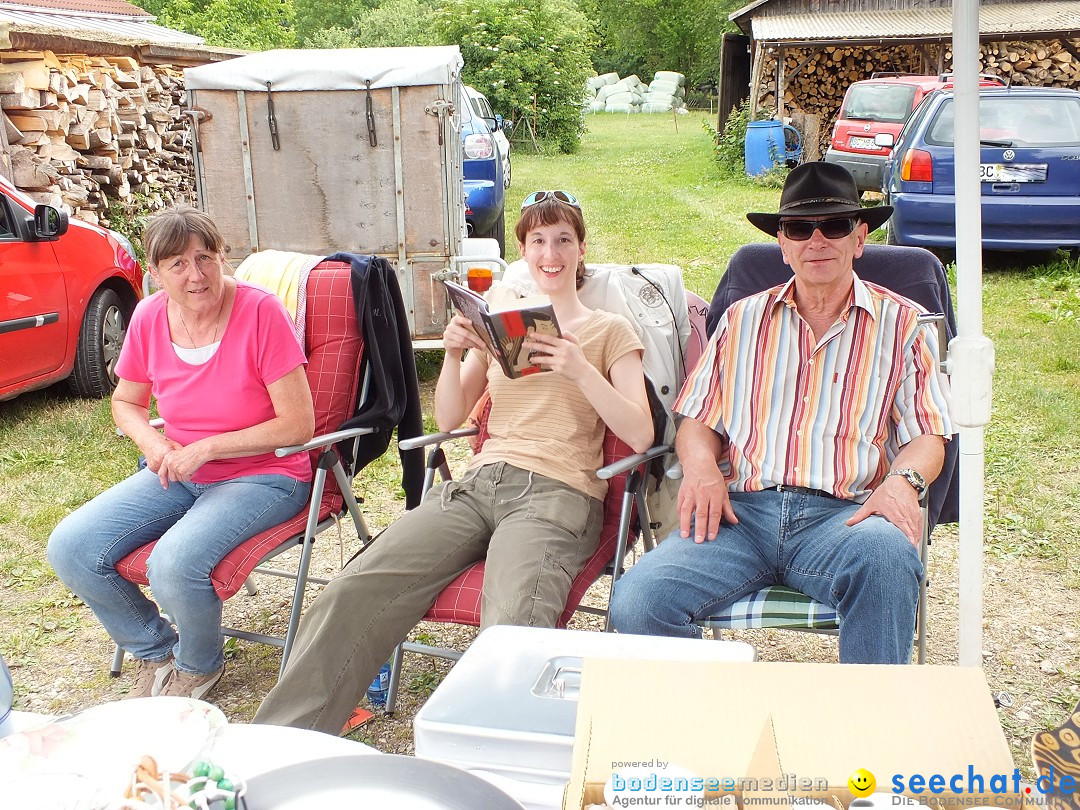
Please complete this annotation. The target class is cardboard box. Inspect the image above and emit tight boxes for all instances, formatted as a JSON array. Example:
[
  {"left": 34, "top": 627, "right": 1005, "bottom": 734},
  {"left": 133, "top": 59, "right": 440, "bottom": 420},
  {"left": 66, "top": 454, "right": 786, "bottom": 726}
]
[{"left": 565, "top": 660, "right": 1022, "bottom": 810}]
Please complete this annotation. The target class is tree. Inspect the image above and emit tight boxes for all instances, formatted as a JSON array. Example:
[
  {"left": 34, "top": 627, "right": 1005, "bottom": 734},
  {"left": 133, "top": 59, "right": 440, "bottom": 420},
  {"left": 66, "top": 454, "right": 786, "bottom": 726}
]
[
  {"left": 142, "top": 0, "right": 297, "bottom": 50},
  {"left": 293, "top": 0, "right": 375, "bottom": 45},
  {"left": 434, "top": 0, "right": 594, "bottom": 153},
  {"left": 352, "top": 0, "right": 438, "bottom": 47}
]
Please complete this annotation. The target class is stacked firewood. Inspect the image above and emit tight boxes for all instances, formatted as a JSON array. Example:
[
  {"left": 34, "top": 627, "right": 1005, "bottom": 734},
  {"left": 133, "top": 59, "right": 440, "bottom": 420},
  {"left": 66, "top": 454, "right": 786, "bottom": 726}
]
[
  {"left": 0, "top": 50, "right": 195, "bottom": 224},
  {"left": 755, "top": 38, "right": 1080, "bottom": 156},
  {"left": 964, "top": 40, "right": 1080, "bottom": 86}
]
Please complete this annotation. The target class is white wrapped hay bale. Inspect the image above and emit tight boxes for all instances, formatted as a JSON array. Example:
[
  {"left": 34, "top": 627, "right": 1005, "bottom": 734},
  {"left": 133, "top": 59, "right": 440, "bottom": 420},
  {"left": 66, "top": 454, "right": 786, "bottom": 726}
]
[
  {"left": 603, "top": 90, "right": 637, "bottom": 105},
  {"left": 649, "top": 78, "right": 680, "bottom": 97},
  {"left": 645, "top": 91, "right": 677, "bottom": 106},
  {"left": 653, "top": 70, "right": 685, "bottom": 86},
  {"left": 642, "top": 102, "right": 674, "bottom": 113},
  {"left": 598, "top": 72, "right": 620, "bottom": 86},
  {"left": 595, "top": 84, "right": 624, "bottom": 103},
  {"left": 605, "top": 102, "right": 640, "bottom": 113},
  {"left": 587, "top": 98, "right": 607, "bottom": 113},
  {"left": 586, "top": 75, "right": 608, "bottom": 93}
]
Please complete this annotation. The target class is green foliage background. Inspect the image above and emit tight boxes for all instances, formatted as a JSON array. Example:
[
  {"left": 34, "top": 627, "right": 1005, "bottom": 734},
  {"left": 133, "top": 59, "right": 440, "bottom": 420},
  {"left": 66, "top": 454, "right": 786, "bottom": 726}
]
[{"left": 139, "top": 0, "right": 733, "bottom": 152}]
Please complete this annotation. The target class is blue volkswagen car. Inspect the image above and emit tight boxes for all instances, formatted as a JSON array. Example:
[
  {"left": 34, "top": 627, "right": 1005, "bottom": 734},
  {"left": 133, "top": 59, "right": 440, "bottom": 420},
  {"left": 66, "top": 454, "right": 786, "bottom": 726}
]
[
  {"left": 461, "top": 85, "right": 507, "bottom": 256},
  {"left": 883, "top": 86, "right": 1080, "bottom": 254}
]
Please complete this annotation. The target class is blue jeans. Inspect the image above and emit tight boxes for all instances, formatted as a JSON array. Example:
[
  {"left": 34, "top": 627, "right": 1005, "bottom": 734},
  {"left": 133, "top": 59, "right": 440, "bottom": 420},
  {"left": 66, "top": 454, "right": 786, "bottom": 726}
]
[
  {"left": 609, "top": 489, "right": 922, "bottom": 664},
  {"left": 47, "top": 468, "right": 310, "bottom": 675}
]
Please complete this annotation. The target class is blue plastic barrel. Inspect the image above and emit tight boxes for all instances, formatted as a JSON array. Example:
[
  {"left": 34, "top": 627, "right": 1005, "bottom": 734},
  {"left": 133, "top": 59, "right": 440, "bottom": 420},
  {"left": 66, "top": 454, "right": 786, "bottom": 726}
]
[{"left": 745, "top": 120, "right": 802, "bottom": 175}]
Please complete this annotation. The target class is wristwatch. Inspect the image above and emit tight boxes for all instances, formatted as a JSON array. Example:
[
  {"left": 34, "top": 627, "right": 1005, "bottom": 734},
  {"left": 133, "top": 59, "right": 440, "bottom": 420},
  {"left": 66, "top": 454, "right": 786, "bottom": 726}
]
[{"left": 885, "top": 468, "right": 926, "bottom": 495}]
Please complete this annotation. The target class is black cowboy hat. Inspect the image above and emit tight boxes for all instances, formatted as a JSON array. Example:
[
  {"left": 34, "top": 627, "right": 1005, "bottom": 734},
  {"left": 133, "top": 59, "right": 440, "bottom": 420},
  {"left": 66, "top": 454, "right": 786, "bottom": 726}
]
[{"left": 746, "top": 162, "right": 893, "bottom": 235}]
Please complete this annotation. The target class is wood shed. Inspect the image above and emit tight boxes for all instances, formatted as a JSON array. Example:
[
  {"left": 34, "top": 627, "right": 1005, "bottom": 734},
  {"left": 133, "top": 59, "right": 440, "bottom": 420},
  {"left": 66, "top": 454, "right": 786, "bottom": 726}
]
[
  {"left": 0, "top": 0, "right": 240, "bottom": 223},
  {"left": 719, "top": 0, "right": 1080, "bottom": 158}
]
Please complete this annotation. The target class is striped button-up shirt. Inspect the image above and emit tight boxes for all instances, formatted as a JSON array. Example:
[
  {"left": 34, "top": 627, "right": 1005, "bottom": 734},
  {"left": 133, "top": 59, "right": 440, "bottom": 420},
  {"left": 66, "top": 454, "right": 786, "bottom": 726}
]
[{"left": 674, "top": 274, "right": 954, "bottom": 503}]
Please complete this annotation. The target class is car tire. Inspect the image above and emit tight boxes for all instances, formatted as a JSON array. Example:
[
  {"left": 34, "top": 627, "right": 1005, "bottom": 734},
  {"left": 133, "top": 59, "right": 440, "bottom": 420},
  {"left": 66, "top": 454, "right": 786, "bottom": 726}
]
[
  {"left": 885, "top": 220, "right": 901, "bottom": 246},
  {"left": 477, "top": 210, "right": 506, "bottom": 258},
  {"left": 68, "top": 287, "right": 129, "bottom": 398}
]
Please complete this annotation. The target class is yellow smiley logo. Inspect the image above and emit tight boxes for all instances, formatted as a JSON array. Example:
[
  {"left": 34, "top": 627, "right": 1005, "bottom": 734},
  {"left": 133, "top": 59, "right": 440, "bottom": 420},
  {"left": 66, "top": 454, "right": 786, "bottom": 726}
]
[{"left": 848, "top": 768, "right": 876, "bottom": 798}]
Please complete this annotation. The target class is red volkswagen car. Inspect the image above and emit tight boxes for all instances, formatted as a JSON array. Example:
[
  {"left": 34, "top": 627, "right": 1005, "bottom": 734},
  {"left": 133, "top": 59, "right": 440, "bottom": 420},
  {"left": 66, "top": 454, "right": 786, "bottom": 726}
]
[{"left": 0, "top": 176, "right": 143, "bottom": 401}]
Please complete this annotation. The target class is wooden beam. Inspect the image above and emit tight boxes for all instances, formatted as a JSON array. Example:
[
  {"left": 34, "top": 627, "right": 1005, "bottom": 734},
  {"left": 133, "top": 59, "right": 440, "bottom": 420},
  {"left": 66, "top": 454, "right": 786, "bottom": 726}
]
[
  {"left": 776, "top": 45, "right": 785, "bottom": 119},
  {"left": 749, "top": 40, "right": 764, "bottom": 119}
]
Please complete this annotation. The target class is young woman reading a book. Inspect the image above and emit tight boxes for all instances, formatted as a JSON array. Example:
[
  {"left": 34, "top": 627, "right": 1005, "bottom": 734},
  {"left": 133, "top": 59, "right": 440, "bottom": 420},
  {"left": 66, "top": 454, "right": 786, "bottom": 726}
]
[{"left": 255, "top": 190, "right": 653, "bottom": 734}]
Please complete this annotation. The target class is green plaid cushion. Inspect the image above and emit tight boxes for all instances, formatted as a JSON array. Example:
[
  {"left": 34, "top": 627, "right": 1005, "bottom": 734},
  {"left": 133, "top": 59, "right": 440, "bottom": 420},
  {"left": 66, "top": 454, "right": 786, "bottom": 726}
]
[{"left": 699, "top": 586, "right": 839, "bottom": 630}]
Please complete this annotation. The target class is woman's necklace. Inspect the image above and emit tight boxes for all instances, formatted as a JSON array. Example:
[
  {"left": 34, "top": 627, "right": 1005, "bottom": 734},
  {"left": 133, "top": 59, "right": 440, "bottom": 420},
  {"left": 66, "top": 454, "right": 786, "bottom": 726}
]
[{"left": 175, "top": 291, "right": 226, "bottom": 348}]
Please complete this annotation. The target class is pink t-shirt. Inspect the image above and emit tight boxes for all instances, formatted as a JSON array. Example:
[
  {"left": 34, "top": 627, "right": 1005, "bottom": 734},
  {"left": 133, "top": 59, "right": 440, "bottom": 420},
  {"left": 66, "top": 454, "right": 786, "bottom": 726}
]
[{"left": 116, "top": 281, "right": 311, "bottom": 484}]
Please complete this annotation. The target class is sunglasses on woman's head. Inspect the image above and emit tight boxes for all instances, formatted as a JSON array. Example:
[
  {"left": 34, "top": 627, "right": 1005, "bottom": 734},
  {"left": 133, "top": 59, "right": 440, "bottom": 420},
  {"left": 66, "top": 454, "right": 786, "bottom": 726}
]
[
  {"left": 779, "top": 217, "right": 858, "bottom": 241},
  {"left": 521, "top": 190, "right": 580, "bottom": 210}
]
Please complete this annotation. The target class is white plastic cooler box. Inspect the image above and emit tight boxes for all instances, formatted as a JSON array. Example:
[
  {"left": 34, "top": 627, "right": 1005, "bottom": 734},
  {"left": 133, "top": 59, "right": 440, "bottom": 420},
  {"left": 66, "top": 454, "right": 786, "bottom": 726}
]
[{"left": 413, "top": 626, "right": 755, "bottom": 808}]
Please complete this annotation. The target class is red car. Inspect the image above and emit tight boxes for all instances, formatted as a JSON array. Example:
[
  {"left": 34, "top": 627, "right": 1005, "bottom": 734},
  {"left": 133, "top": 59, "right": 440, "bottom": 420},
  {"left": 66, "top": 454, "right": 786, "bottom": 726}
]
[
  {"left": 825, "top": 73, "right": 1005, "bottom": 192},
  {"left": 0, "top": 176, "right": 143, "bottom": 401}
]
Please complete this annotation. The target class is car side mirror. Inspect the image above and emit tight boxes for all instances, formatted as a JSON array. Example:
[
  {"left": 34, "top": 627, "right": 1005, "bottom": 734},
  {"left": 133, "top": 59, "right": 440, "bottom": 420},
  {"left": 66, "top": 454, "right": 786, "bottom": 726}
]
[
  {"left": 32, "top": 203, "right": 68, "bottom": 239},
  {"left": 501, "top": 118, "right": 513, "bottom": 133},
  {"left": 875, "top": 133, "right": 895, "bottom": 148}
]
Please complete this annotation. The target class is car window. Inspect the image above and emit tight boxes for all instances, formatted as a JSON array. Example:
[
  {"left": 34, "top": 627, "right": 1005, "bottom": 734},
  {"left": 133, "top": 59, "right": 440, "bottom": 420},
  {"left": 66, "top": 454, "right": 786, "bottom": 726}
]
[
  {"left": 0, "top": 196, "right": 15, "bottom": 239},
  {"left": 843, "top": 83, "right": 919, "bottom": 123},
  {"left": 926, "top": 96, "right": 1080, "bottom": 146}
]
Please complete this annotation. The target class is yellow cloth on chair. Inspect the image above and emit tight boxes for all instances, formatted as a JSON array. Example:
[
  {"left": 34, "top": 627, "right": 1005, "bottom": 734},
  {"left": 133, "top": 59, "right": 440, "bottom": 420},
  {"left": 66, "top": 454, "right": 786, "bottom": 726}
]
[{"left": 235, "top": 250, "right": 325, "bottom": 343}]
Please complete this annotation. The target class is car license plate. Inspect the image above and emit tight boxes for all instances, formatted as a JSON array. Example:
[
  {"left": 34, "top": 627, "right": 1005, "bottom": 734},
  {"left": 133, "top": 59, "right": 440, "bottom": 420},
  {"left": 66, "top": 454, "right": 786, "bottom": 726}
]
[
  {"left": 849, "top": 136, "right": 877, "bottom": 150},
  {"left": 979, "top": 163, "right": 1047, "bottom": 182}
]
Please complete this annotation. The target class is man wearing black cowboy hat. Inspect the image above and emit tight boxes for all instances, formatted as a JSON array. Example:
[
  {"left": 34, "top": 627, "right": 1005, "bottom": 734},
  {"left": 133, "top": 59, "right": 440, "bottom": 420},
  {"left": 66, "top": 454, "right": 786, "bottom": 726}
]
[{"left": 611, "top": 162, "right": 954, "bottom": 664}]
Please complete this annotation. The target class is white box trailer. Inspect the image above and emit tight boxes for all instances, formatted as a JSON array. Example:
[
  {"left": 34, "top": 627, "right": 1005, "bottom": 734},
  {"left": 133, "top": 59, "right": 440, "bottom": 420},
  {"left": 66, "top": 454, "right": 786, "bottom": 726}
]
[{"left": 184, "top": 46, "right": 470, "bottom": 341}]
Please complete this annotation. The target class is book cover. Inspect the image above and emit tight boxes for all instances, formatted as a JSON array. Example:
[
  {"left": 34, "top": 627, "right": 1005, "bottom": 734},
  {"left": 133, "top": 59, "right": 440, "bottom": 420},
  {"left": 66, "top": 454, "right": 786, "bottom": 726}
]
[{"left": 443, "top": 280, "right": 561, "bottom": 379}]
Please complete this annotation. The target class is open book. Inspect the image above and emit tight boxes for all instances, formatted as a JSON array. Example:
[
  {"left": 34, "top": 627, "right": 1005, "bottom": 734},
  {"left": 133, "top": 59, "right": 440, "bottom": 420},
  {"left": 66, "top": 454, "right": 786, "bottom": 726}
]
[{"left": 443, "top": 279, "right": 562, "bottom": 379}]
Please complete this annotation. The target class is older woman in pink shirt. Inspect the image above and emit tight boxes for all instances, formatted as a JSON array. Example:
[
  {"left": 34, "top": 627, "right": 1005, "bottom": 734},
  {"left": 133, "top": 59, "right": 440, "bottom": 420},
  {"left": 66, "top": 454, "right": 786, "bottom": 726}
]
[{"left": 48, "top": 207, "right": 314, "bottom": 702}]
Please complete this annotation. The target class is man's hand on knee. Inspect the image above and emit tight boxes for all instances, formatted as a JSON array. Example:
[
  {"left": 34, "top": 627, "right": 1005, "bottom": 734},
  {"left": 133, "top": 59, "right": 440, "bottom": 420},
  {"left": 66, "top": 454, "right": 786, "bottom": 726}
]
[
  {"left": 845, "top": 477, "right": 922, "bottom": 546},
  {"left": 677, "top": 464, "right": 737, "bottom": 543}
]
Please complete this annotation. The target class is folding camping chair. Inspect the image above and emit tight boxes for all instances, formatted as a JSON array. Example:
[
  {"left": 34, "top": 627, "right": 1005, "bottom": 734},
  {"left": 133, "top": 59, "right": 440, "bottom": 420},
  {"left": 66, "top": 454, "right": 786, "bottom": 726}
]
[
  {"left": 109, "top": 260, "right": 380, "bottom": 679},
  {"left": 693, "top": 243, "right": 959, "bottom": 664}
]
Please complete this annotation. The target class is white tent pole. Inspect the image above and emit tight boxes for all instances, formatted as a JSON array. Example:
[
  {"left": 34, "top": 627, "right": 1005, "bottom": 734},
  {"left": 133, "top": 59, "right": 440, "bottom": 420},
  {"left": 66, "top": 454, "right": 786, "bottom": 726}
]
[{"left": 949, "top": 0, "right": 995, "bottom": 667}]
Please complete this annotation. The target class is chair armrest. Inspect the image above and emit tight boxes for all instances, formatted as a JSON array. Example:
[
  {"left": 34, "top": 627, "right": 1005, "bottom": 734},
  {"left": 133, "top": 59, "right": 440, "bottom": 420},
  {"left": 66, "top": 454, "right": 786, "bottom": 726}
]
[
  {"left": 596, "top": 444, "right": 673, "bottom": 480},
  {"left": 115, "top": 417, "right": 166, "bottom": 438},
  {"left": 275, "top": 426, "right": 378, "bottom": 457},
  {"left": 398, "top": 427, "right": 480, "bottom": 452}
]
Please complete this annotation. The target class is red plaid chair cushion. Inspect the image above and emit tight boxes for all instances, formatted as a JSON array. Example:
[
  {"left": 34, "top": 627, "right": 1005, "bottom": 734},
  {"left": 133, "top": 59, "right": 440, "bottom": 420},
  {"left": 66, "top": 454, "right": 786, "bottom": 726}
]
[
  {"left": 423, "top": 429, "right": 638, "bottom": 626},
  {"left": 115, "top": 260, "right": 363, "bottom": 600}
]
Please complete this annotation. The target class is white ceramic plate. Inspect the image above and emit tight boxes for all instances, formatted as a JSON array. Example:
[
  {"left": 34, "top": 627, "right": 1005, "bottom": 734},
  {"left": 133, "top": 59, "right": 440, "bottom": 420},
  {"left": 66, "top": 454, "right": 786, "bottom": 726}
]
[
  {"left": 0, "top": 697, "right": 225, "bottom": 797},
  {"left": 245, "top": 755, "right": 525, "bottom": 809}
]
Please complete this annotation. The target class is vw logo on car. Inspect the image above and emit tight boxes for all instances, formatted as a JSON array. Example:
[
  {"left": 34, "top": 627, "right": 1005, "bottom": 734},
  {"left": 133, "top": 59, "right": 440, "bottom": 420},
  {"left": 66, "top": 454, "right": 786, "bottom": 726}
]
[{"left": 1003, "top": 149, "right": 1015, "bottom": 161}]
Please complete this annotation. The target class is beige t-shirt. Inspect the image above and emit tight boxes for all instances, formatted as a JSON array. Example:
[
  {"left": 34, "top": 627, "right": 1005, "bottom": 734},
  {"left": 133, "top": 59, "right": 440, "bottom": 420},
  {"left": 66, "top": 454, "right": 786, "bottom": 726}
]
[{"left": 471, "top": 309, "right": 644, "bottom": 500}]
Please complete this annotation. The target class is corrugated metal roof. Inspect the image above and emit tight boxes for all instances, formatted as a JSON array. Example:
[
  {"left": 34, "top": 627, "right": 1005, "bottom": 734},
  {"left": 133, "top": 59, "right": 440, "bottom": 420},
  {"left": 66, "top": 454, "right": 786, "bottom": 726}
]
[
  {"left": 750, "top": 2, "right": 1080, "bottom": 42},
  {"left": 3, "top": 0, "right": 151, "bottom": 17},
  {"left": 0, "top": 5, "right": 204, "bottom": 45}
]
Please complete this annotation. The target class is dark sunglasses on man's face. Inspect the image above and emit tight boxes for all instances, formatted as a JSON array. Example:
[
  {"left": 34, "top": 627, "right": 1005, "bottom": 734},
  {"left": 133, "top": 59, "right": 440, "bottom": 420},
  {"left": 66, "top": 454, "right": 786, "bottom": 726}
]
[{"left": 779, "top": 217, "right": 858, "bottom": 241}]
